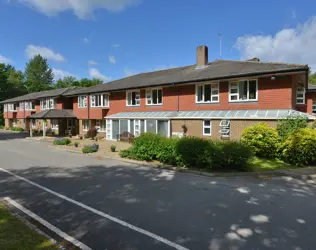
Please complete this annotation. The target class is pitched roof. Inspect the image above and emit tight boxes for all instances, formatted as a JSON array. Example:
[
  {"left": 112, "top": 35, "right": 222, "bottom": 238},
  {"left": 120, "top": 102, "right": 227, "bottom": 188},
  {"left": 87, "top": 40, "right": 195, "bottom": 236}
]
[
  {"left": 27, "top": 109, "right": 77, "bottom": 119},
  {"left": 106, "top": 109, "right": 316, "bottom": 120},
  {"left": 73, "top": 59, "right": 308, "bottom": 95},
  {"left": 0, "top": 87, "right": 85, "bottom": 104}
]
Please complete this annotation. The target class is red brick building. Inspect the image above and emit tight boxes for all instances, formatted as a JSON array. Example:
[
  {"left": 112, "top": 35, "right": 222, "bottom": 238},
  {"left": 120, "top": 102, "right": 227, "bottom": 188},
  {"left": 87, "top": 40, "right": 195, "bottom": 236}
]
[{"left": 1, "top": 45, "right": 315, "bottom": 140}]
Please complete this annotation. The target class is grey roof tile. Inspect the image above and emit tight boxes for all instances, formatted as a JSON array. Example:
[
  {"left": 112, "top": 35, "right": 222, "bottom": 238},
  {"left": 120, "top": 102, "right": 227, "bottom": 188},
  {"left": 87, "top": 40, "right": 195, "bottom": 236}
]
[{"left": 28, "top": 109, "right": 77, "bottom": 119}]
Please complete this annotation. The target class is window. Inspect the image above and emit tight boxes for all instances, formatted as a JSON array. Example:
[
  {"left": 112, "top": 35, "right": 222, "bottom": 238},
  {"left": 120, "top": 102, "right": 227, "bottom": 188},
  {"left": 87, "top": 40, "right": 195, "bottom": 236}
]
[
  {"left": 31, "top": 120, "right": 36, "bottom": 128},
  {"left": 126, "top": 91, "right": 140, "bottom": 106},
  {"left": 91, "top": 93, "right": 109, "bottom": 107},
  {"left": 19, "top": 102, "right": 24, "bottom": 111},
  {"left": 313, "top": 101, "right": 316, "bottom": 114},
  {"left": 146, "top": 88, "right": 162, "bottom": 105},
  {"left": 82, "top": 120, "right": 89, "bottom": 131},
  {"left": 40, "top": 99, "right": 55, "bottom": 110},
  {"left": 4, "top": 104, "right": 7, "bottom": 112},
  {"left": 196, "top": 83, "right": 219, "bottom": 103},
  {"left": 78, "top": 96, "right": 87, "bottom": 108},
  {"left": 96, "top": 120, "right": 106, "bottom": 132},
  {"left": 219, "top": 120, "right": 230, "bottom": 137},
  {"left": 296, "top": 84, "right": 305, "bottom": 104},
  {"left": 12, "top": 119, "right": 17, "bottom": 127},
  {"left": 8, "top": 104, "right": 17, "bottom": 112},
  {"left": 203, "top": 120, "right": 212, "bottom": 136},
  {"left": 51, "top": 119, "right": 58, "bottom": 130},
  {"left": 106, "top": 120, "right": 112, "bottom": 140},
  {"left": 229, "top": 80, "right": 257, "bottom": 102},
  {"left": 25, "top": 101, "right": 35, "bottom": 111}
]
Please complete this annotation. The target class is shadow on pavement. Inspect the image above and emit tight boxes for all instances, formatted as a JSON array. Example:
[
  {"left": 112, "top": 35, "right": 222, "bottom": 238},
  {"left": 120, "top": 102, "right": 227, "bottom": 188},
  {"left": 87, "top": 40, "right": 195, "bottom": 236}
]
[
  {"left": 0, "top": 131, "right": 29, "bottom": 141},
  {"left": 0, "top": 164, "right": 316, "bottom": 250}
]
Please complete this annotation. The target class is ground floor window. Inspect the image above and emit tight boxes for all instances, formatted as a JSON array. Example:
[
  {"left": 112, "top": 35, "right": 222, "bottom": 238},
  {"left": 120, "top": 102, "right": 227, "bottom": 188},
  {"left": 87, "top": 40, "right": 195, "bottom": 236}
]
[
  {"left": 219, "top": 120, "right": 230, "bottom": 137},
  {"left": 31, "top": 120, "right": 36, "bottom": 128},
  {"left": 51, "top": 119, "right": 59, "bottom": 130},
  {"left": 12, "top": 119, "right": 17, "bottom": 127},
  {"left": 203, "top": 120, "right": 212, "bottom": 136},
  {"left": 82, "top": 120, "right": 89, "bottom": 131},
  {"left": 96, "top": 120, "right": 106, "bottom": 132}
]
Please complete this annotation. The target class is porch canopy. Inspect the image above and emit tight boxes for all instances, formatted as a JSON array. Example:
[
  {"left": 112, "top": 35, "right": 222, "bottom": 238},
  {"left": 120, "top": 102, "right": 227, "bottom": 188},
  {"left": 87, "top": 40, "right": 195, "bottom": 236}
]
[
  {"left": 27, "top": 109, "right": 77, "bottom": 119},
  {"left": 105, "top": 109, "right": 316, "bottom": 120}
]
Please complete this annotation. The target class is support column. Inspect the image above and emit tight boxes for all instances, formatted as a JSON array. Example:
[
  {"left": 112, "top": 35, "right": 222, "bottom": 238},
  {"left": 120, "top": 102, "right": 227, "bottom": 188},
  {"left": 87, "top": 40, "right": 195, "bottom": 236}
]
[
  {"left": 42, "top": 119, "right": 46, "bottom": 138},
  {"left": 30, "top": 119, "right": 33, "bottom": 137}
]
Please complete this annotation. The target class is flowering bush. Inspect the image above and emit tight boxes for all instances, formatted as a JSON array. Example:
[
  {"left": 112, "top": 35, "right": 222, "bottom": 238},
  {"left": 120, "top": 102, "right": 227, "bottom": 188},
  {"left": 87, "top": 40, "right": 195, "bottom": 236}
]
[{"left": 53, "top": 138, "right": 72, "bottom": 145}]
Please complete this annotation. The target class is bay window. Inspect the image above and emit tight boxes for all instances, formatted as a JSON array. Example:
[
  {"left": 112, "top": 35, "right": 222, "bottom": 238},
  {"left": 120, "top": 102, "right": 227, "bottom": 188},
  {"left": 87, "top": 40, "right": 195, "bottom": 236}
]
[
  {"left": 78, "top": 96, "right": 87, "bottom": 108},
  {"left": 229, "top": 79, "right": 258, "bottom": 102},
  {"left": 196, "top": 83, "right": 219, "bottom": 103},
  {"left": 91, "top": 93, "right": 109, "bottom": 107},
  {"left": 126, "top": 90, "right": 140, "bottom": 106},
  {"left": 40, "top": 99, "right": 55, "bottom": 110},
  {"left": 296, "top": 85, "right": 305, "bottom": 104},
  {"left": 146, "top": 88, "right": 162, "bottom": 105}
]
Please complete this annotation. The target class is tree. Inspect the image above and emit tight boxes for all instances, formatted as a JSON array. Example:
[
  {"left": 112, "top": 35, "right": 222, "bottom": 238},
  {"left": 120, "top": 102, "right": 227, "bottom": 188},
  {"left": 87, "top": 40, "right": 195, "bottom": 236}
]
[
  {"left": 79, "top": 78, "right": 102, "bottom": 87},
  {"left": 24, "top": 55, "right": 54, "bottom": 92},
  {"left": 55, "top": 76, "right": 79, "bottom": 88},
  {"left": 309, "top": 68, "right": 316, "bottom": 85}
]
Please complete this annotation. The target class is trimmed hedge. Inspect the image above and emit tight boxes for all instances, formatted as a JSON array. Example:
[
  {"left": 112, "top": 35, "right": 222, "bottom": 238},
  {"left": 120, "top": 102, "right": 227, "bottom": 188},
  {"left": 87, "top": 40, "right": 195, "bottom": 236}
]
[
  {"left": 241, "top": 123, "right": 280, "bottom": 158},
  {"left": 53, "top": 138, "right": 72, "bottom": 146},
  {"left": 280, "top": 128, "right": 316, "bottom": 166}
]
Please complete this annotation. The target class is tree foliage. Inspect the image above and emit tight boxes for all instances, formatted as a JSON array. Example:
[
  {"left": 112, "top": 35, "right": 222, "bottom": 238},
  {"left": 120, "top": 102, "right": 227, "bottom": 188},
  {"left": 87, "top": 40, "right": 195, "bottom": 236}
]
[{"left": 309, "top": 68, "right": 316, "bottom": 85}]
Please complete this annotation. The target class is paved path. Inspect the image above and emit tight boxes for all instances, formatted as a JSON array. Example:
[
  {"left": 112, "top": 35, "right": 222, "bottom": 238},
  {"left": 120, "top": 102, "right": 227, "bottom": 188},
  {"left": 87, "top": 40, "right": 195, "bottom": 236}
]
[{"left": 0, "top": 132, "right": 316, "bottom": 250}]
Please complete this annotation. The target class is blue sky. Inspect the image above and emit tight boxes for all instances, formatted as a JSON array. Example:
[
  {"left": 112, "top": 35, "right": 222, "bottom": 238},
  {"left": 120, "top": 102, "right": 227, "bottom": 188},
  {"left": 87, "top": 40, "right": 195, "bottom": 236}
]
[{"left": 0, "top": 0, "right": 316, "bottom": 82}]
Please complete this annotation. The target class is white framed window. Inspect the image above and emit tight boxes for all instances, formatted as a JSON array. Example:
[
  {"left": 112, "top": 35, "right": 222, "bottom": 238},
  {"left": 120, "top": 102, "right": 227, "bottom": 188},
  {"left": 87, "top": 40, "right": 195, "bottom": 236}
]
[
  {"left": 90, "top": 93, "right": 109, "bottom": 107},
  {"left": 82, "top": 120, "right": 89, "bottom": 131},
  {"left": 31, "top": 119, "right": 36, "bottom": 128},
  {"left": 219, "top": 120, "right": 230, "bottom": 137},
  {"left": 196, "top": 83, "right": 219, "bottom": 103},
  {"left": 106, "top": 119, "right": 112, "bottom": 140},
  {"left": 8, "top": 103, "right": 17, "bottom": 112},
  {"left": 313, "top": 101, "right": 316, "bottom": 114},
  {"left": 126, "top": 90, "right": 140, "bottom": 106},
  {"left": 51, "top": 119, "right": 59, "bottom": 130},
  {"left": 12, "top": 119, "right": 17, "bottom": 127},
  {"left": 203, "top": 120, "right": 212, "bottom": 136},
  {"left": 78, "top": 96, "right": 87, "bottom": 108},
  {"left": 40, "top": 99, "right": 55, "bottom": 110},
  {"left": 25, "top": 101, "right": 35, "bottom": 111},
  {"left": 96, "top": 120, "right": 106, "bottom": 132},
  {"left": 229, "top": 79, "right": 258, "bottom": 102},
  {"left": 146, "top": 88, "right": 162, "bottom": 105},
  {"left": 19, "top": 102, "right": 24, "bottom": 111},
  {"left": 4, "top": 104, "right": 7, "bottom": 112},
  {"left": 296, "top": 84, "right": 305, "bottom": 104}
]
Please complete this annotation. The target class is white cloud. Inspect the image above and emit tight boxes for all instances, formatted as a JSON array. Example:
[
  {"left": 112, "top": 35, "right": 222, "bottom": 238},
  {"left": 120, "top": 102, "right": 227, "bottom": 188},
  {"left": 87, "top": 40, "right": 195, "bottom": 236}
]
[
  {"left": 109, "top": 55, "right": 116, "bottom": 64},
  {"left": 235, "top": 17, "right": 316, "bottom": 71},
  {"left": 88, "top": 60, "right": 98, "bottom": 65},
  {"left": 26, "top": 45, "right": 65, "bottom": 62},
  {"left": 88, "top": 68, "right": 111, "bottom": 82},
  {"left": 14, "top": 0, "right": 141, "bottom": 19},
  {"left": 112, "top": 43, "right": 120, "bottom": 48},
  {"left": 83, "top": 37, "right": 89, "bottom": 44},
  {"left": 52, "top": 68, "right": 73, "bottom": 80},
  {"left": 0, "top": 55, "right": 13, "bottom": 64}
]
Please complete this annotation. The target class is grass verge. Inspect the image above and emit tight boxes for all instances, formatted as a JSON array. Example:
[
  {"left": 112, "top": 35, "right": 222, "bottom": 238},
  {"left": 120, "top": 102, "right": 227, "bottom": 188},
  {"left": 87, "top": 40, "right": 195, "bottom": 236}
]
[
  {"left": 247, "top": 157, "right": 293, "bottom": 172},
  {"left": 0, "top": 204, "right": 59, "bottom": 250}
]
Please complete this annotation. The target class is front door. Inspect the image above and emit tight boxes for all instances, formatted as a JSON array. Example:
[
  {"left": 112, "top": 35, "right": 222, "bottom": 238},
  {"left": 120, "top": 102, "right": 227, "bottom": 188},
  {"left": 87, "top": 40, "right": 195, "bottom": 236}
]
[{"left": 67, "top": 119, "right": 76, "bottom": 134}]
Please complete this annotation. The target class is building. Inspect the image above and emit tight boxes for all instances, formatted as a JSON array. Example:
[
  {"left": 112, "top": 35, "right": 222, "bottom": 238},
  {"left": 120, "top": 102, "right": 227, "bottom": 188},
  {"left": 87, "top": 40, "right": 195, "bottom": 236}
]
[{"left": 1, "top": 45, "right": 315, "bottom": 140}]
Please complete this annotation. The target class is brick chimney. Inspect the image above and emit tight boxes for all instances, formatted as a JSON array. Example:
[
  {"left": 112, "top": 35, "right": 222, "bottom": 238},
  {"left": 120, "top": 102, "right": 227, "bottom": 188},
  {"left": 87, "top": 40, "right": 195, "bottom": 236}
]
[{"left": 196, "top": 45, "right": 208, "bottom": 67}]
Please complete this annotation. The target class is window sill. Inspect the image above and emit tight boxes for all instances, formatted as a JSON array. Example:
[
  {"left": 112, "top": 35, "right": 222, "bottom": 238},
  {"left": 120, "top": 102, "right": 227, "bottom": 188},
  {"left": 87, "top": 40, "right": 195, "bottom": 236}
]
[
  {"left": 126, "top": 105, "right": 140, "bottom": 107},
  {"left": 90, "top": 106, "right": 110, "bottom": 108},
  {"left": 78, "top": 106, "right": 88, "bottom": 109},
  {"left": 196, "top": 102, "right": 219, "bottom": 105},
  {"left": 146, "top": 104, "right": 163, "bottom": 106},
  {"left": 229, "top": 100, "right": 258, "bottom": 104},
  {"left": 203, "top": 134, "right": 212, "bottom": 136}
]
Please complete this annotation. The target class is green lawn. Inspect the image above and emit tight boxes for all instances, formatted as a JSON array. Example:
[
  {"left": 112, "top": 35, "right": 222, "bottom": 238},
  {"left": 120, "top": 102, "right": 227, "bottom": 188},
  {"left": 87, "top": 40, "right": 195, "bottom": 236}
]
[
  {"left": 0, "top": 204, "right": 59, "bottom": 250},
  {"left": 247, "top": 157, "right": 293, "bottom": 172}
]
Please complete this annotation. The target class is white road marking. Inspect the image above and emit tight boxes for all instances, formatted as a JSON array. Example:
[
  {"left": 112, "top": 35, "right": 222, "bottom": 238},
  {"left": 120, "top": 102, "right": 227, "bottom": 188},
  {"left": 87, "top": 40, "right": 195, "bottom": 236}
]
[
  {"left": 0, "top": 168, "right": 189, "bottom": 250},
  {"left": 4, "top": 197, "right": 92, "bottom": 250}
]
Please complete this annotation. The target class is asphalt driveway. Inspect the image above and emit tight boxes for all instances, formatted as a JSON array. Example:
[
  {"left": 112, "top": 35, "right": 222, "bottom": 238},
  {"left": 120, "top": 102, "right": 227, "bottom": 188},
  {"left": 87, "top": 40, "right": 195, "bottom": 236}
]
[{"left": 0, "top": 131, "right": 316, "bottom": 250}]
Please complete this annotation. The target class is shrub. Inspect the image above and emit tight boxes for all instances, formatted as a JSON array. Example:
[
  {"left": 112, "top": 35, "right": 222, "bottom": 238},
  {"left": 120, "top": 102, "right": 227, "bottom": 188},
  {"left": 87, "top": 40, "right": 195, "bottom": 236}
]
[
  {"left": 53, "top": 138, "right": 72, "bottom": 146},
  {"left": 12, "top": 127, "right": 24, "bottom": 132},
  {"left": 280, "top": 128, "right": 316, "bottom": 167},
  {"left": 212, "top": 141, "right": 253, "bottom": 171},
  {"left": 129, "top": 133, "right": 164, "bottom": 161},
  {"left": 111, "top": 144, "right": 116, "bottom": 152},
  {"left": 175, "top": 137, "right": 214, "bottom": 168},
  {"left": 156, "top": 138, "right": 183, "bottom": 166},
  {"left": 74, "top": 142, "right": 80, "bottom": 147},
  {"left": 0, "top": 125, "right": 4, "bottom": 130},
  {"left": 241, "top": 123, "right": 280, "bottom": 158},
  {"left": 87, "top": 126, "right": 98, "bottom": 139},
  {"left": 82, "top": 144, "right": 99, "bottom": 154},
  {"left": 277, "top": 116, "right": 308, "bottom": 140},
  {"left": 120, "top": 148, "right": 133, "bottom": 158}
]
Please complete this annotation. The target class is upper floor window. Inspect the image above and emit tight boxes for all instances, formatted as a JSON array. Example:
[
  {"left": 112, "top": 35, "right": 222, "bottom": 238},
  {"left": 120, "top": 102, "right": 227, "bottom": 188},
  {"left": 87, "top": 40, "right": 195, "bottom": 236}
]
[
  {"left": 91, "top": 93, "right": 109, "bottom": 107},
  {"left": 196, "top": 83, "right": 219, "bottom": 103},
  {"left": 229, "top": 79, "right": 258, "bottom": 102},
  {"left": 8, "top": 103, "right": 17, "bottom": 112},
  {"left": 25, "top": 101, "right": 36, "bottom": 111},
  {"left": 296, "top": 84, "right": 305, "bottom": 104},
  {"left": 78, "top": 96, "right": 87, "bottom": 108},
  {"left": 40, "top": 99, "right": 55, "bottom": 110},
  {"left": 146, "top": 88, "right": 162, "bottom": 105},
  {"left": 126, "top": 90, "right": 140, "bottom": 106},
  {"left": 313, "top": 101, "right": 316, "bottom": 114},
  {"left": 19, "top": 102, "right": 24, "bottom": 111}
]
